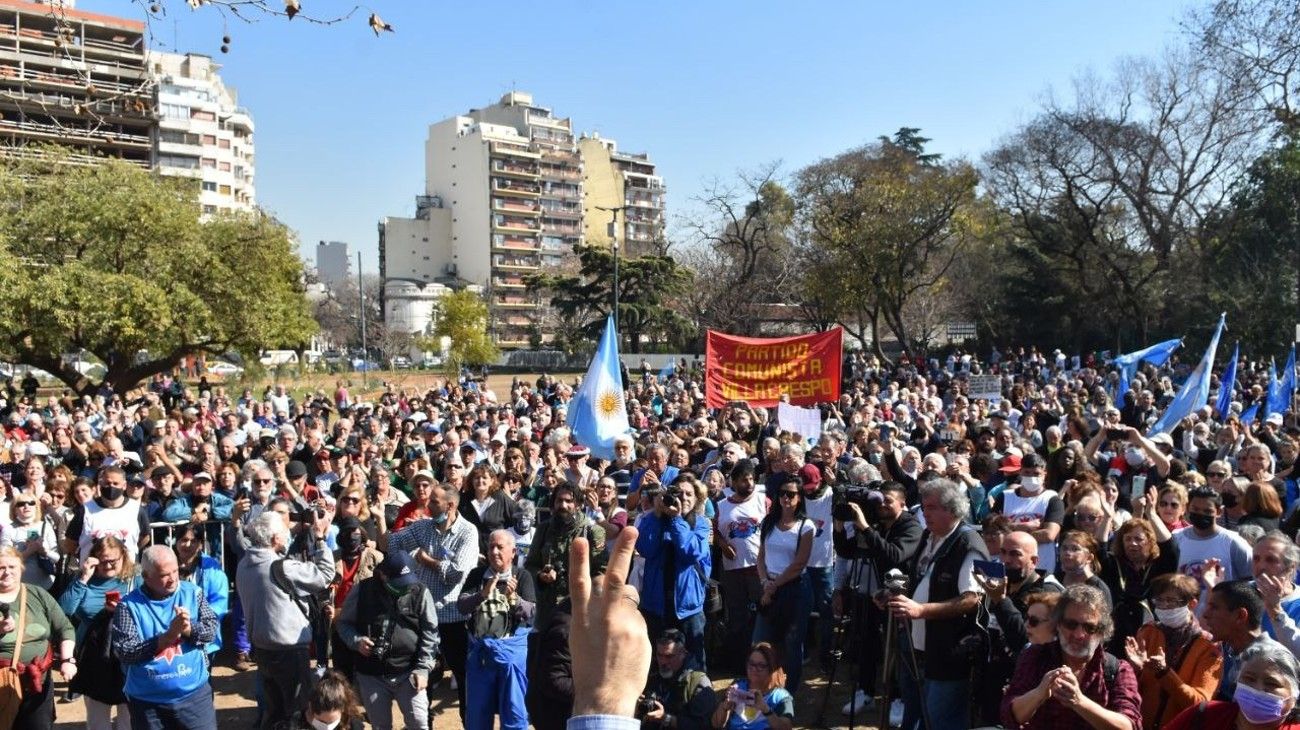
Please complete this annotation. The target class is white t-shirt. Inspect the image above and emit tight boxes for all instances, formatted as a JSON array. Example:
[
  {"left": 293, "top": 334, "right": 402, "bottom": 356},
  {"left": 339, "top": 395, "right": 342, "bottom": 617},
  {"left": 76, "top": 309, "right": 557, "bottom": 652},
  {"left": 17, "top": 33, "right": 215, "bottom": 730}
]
[
  {"left": 1174, "top": 526, "right": 1253, "bottom": 608},
  {"left": 79, "top": 499, "right": 142, "bottom": 560},
  {"left": 910, "top": 523, "right": 984, "bottom": 651},
  {"left": 716, "top": 492, "right": 768, "bottom": 571},
  {"left": 803, "top": 492, "right": 835, "bottom": 569},
  {"left": 762, "top": 519, "right": 814, "bottom": 579},
  {"left": 1002, "top": 489, "right": 1061, "bottom": 573}
]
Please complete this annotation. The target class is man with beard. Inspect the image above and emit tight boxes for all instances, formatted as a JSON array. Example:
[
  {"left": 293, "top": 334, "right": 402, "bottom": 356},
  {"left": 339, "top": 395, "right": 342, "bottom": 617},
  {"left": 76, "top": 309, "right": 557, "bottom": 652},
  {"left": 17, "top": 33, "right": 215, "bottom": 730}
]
[
  {"left": 1001, "top": 585, "right": 1143, "bottom": 730},
  {"left": 715, "top": 460, "right": 768, "bottom": 670},
  {"left": 525, "top": 483, "right": 606, "bottom": 631},
  {"left": 638, "top": 629, "right": 717, "bottom": 730}
]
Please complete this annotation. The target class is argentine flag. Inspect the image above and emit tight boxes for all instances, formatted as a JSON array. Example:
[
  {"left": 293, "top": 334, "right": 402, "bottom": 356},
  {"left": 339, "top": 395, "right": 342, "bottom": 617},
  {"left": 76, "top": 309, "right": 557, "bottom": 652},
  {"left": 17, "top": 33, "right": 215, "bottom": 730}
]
[
  {"left": 569, "top": 316, "right": 631, "bottom": 460},
  {"left": 1150, "top": 314, "right": 1226, "bottom": 436}
]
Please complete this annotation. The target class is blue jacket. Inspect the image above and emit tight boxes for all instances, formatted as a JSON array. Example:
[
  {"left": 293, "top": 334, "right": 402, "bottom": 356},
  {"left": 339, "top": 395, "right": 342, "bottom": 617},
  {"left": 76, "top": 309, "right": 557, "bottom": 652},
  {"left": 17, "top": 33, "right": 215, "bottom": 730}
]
[
  {"left": 159, "top": 493, "right": 234, "bottom": 523},
  {"left": 635, "top": 512, "right": 711, "bottom": 620}
]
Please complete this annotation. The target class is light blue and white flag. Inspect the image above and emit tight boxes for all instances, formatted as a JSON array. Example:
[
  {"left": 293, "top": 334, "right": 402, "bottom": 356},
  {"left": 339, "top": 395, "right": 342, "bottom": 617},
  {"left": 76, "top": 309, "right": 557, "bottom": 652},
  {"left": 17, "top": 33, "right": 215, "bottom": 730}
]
[
  {"left": 1214, "top": 342, "right": 1239, "bottom": 418},
  {"left": 1150, "top": 314, "right": 1226, "bottom": 436},
  {"left": 1113, "top": 338, "right": 1182, "bottom": 403},
  {"left": 569, "top": 316, "right": 631, "bottom": 460},
  {"left": 658, "top": 361, "right": 676, "bottom": 380},
  {"left": 1268, "top": 345, "right": 1296, "bottom": 417}
]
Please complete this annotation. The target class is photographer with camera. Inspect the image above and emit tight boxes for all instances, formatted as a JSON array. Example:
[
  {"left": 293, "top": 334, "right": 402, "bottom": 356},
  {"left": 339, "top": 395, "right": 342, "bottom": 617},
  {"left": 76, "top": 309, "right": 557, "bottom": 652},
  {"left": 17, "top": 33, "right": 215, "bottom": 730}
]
[
  {"left": 638, "top": 628, "right": 717, "bottom": 730},
  {"left": 832, "top": 479, "right": 922, "bottom": 716},
  {"left": 635, "top": 474, "right": 713, "bottom": 671},
  {"left": 335, "top": 549, "right": 438, "bottom": 730},
  {"left": 236, "top": 508, "right": 336, "bottom": 730},
  {"left": 886, "top": 478, "right": 988, "bottom": 730}
]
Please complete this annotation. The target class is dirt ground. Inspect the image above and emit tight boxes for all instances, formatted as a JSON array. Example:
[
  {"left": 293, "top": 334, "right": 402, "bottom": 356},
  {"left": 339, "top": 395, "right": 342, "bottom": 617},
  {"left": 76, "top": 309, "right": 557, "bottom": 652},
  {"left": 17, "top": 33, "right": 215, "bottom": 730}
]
[{"left": 50, "top": 648, "right": 874, "bottom": 729}]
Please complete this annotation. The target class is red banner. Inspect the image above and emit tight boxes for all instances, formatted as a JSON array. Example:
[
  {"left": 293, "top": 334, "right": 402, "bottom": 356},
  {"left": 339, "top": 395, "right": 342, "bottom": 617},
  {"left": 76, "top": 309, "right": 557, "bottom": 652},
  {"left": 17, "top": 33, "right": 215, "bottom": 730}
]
[{"left": 705, "top": 329, "right": 843, "bottom": 408}]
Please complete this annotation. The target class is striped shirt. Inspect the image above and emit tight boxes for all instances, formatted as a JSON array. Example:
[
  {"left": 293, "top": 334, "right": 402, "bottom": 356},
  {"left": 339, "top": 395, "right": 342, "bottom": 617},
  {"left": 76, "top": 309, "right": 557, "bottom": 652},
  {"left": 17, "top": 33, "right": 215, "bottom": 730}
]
[{"left": 387, "top": 515, "right": 480, "bottom": 624}]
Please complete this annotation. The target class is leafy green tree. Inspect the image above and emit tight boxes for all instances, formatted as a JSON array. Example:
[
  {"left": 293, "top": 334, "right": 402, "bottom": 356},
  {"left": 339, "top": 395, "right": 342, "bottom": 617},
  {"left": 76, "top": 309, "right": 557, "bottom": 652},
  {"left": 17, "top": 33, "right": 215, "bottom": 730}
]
[
  {"left": 526, "top": 245, "right": 692, "bottom": 352},
  {"left": 0, "top": 151, "right": 315, "bottom": 395},
  {"left": 795, "top": 130, "right": 980, "bottom": 358},
  {"left": 428, "top": 289, "right": 498, "bottom": 376}
]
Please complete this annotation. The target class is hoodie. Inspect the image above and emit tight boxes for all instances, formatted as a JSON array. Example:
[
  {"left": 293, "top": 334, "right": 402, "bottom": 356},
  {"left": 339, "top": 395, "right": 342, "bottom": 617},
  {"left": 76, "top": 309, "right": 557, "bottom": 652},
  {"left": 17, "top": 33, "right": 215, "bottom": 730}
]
[{"left": 235, "top": 540, "right": 335, "bottom": 650}]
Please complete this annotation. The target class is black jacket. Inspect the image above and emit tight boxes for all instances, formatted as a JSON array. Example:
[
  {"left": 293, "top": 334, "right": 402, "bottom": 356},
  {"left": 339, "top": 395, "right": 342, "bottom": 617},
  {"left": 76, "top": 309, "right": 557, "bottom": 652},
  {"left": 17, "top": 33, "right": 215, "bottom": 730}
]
[
  {"left": 527, "top": 598, "right": 573, "bottom": 730},
  {"left": 832, "top": 510, "right": 923, "bottom": 588},
  {"left": 907, "top": 524, "right": 989, "bottom": 681}
]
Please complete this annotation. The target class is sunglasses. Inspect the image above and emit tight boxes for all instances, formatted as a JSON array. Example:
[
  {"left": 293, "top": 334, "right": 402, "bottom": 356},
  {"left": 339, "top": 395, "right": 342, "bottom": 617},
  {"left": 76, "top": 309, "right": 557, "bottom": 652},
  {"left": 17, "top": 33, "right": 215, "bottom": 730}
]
[
  {"left": 1025, "top": 616, "right": 1049, "bottom": 627},
  {"left": 1206, "top": 472, "right": 1228, "bottom": 478},
  {"left": 1060, "top": 617, "right": 1102, "bottom": 635},
  {"left": 779, "top": 491, "right": 800, "bottom": 499},
  {"left": 341, "top": 496, "right": 362, "bottom": 504},
  {"left": 255, "top": 478, "right": 274, "bottom": 484},
  {"left": 13, "top": 502, "right": 34, "bottom": 508}
]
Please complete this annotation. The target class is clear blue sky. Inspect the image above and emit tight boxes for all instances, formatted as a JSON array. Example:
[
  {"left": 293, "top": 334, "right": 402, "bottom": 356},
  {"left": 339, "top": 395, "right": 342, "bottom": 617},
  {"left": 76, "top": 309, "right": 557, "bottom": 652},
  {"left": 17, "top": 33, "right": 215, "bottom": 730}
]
[{"left": 86, "top": 0, "right": 1192, "bottom": 273}]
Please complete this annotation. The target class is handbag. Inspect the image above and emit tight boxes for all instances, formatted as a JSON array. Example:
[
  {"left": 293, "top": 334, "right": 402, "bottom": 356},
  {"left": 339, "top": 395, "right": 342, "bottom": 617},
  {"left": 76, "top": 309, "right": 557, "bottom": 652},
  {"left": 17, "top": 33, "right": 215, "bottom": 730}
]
[{"left": 0, "top": 585, "right": 29, "bottom": 728}]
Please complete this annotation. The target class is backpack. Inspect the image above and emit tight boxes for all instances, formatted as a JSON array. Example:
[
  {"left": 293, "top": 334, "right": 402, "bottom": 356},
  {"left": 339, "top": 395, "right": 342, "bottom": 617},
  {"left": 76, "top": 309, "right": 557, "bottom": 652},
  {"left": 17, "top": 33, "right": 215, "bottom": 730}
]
[{"left": 270, "top": 557, "right": 329, "bottom": 625}]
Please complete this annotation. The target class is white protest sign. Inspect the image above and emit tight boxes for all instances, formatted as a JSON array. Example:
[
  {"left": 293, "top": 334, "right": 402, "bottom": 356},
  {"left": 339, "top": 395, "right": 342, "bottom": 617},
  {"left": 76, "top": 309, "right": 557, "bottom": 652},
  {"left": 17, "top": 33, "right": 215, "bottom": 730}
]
[
  {"left": 968, "top": 374, "right": 1002, "bottom": 402},
  {"left": 777, "top": 401, "right": 823, "bottom": 444}
]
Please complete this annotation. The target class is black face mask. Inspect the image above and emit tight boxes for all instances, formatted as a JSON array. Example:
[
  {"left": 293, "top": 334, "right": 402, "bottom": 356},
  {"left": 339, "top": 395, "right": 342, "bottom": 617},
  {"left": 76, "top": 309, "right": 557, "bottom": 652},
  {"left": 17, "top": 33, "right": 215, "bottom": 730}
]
[
  {"left": 1188, "top": 512, "right": 1216, "bottom": 531},
  {"left": 100, "top": 486, "right": 124, "bottom": 502},
  {"left": 1005, "top": 566, "right": 1028, "bottom": 584},
  {"left": 339, "top": 531, "right": 364, "bottom": 557}
]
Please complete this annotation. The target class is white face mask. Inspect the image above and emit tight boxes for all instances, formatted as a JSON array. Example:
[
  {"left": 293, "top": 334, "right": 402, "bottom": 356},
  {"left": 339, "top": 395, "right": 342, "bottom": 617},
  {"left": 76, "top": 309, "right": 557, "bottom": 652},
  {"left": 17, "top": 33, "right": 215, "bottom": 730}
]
[
  {"left": 1125, "top": 449, "right": 1145, "bottom": 467},
  {"left": 1154, "top": 606, "right": 1190, "bottom": 629},
  {"left": 1019, "top": 476, "right": 1043, "bottom": 494},
  {"left": 309, "top": 719, "right": 340, "bottom": 730}
]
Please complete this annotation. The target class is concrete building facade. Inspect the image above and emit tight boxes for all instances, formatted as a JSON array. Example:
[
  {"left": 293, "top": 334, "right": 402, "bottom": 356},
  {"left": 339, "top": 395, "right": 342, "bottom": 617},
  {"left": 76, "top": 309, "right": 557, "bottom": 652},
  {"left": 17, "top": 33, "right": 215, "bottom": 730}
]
[
  {"left": 150, "top": 51, "right": 255, "bottom": 214},
  {"left": 315, "top": 240, "right": 351, "bottom": 289},
  {"left": 380, "top": 91, "right": 665, "bottom": 347}
]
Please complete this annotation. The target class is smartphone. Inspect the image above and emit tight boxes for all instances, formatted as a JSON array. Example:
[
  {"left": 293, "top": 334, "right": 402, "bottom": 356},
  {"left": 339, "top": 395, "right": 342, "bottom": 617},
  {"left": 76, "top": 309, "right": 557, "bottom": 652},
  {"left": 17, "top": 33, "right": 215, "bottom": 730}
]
[
  {"left": 1130, "top": 474, "right": 1148, "bottom": 501},
  {"left": 105, "top": 590, "right": 121, "bottom": 603},
  {"left": 1106, "top": 428, "right": 1126, "bottom": 440},
  {"left": 973, "top": 559, "right": 1006, "bottom": 579}
]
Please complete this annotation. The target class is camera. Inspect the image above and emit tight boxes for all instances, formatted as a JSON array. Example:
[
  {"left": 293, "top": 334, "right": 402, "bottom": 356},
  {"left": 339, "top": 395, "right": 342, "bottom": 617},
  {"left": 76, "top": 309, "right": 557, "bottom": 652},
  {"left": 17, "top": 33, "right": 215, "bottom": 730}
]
[
  {"left": 289, "top": 506, "right": 327, "bottom": 523},
  {"left": 832, "top": 480, "right": 882, "bottom": 523},
  {"left": 371, "top": 615, "right": 392, "bottom": 660},
  {"left": 661, "top": 485, "right": 682, "bottom": 511},
  {"left": 634, "top": 694, "right": 659, "bottom": 719},
  {"left": 882, "top": 568, "right": 909, "bottom": 597}
]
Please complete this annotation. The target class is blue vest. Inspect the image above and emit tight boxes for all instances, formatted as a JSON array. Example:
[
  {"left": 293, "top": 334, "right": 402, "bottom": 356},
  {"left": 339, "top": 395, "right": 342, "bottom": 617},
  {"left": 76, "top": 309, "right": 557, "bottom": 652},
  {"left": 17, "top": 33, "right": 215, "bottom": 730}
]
[{"left": 121, "top": 581, "right": 209, "bottom": 703}]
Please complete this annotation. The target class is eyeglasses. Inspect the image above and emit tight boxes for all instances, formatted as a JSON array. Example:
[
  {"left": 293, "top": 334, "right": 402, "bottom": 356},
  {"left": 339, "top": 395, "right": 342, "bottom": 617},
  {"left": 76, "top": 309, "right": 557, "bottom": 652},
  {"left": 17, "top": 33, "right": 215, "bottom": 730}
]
[
  {"left": 1059, "top": 617, "right": 1102, "bottom": 635},
  {"left": 341, "top": 497, "right": 362, "bottom": 504},
  {"left": 747, "top": 661, "right": 770, "bottom": 671},
  {"left": 1206, "top": 472, "right": 1228, "bottom": 478},
  {"left": 1025, "top": 616, "right": 1049, "bottom": 627},
  {"left": 779, "top": 491, "right": 800, "bottom": 499},
  {"left": 1157, "top": 501, "right": 1182, "bottom": 508}
]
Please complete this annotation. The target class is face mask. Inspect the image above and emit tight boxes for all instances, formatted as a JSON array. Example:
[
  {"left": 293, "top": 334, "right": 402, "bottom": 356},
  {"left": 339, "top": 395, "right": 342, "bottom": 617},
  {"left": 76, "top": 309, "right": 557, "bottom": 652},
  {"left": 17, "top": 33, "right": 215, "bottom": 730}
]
[
  {"left": 1188, "top": 512, "right": 1216, "bottom": 531},
  {"left": 1019, "top": 476, "right": 1043, "bottom": 494},
  {"left": 100, "top": 486, "right": 124, "bottom": 501},
  {"left": 433, "top": 512, "right": 448, "bottom": 526},
  {"left": 868, "top": 453, "right": 881, "bottom": 465},
  {"left": 309, "top": 719, "right": 341, "bottom": 730},
  {"left": 1234, "top": 681, "right": 1290, "bottom": 725},
  {"left": 1005, "top": 567, "right": 1028, "bottom": 584},
  {"left": 1154, "top": 606, "right": 1190, "bottom": 629},
  {"left": 1221, "top": 493, "right": 1239, "bottom": 509},
  {"left": 340, "top": 532, "right": 364, "bottom": 557},
  {"left": 1125, "top": 449, "right": 1145, "bottom": 467},
  {"left": 383, "top": 581, "right": 408, "bottom": 598}
]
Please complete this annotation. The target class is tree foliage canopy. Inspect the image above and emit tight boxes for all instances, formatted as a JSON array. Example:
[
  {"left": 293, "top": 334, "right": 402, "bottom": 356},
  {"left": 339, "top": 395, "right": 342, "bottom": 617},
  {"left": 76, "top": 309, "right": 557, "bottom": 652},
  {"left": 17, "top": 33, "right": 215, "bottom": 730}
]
[
  {"left": 429, "top": 289, "right": 498, "bottom": 375},
  {"left": 0, "top": 152, "right": 315, "bottom": 394}
]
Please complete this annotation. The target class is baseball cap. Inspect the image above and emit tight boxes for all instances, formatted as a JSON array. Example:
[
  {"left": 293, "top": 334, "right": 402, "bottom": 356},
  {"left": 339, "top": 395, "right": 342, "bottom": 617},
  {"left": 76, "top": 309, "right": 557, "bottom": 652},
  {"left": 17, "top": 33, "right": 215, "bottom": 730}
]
[
  {"left": 377, "top": 550, "right": 418, "bottom": 589},
  {"left": 998, "top": 453, "right": 1023, "bottom": 474},
  {"left": 798, "top": 463, "right": 822, "bottom": 489},
  {"left": 285, "top": 460, "right": 308, "bottom": 478}
]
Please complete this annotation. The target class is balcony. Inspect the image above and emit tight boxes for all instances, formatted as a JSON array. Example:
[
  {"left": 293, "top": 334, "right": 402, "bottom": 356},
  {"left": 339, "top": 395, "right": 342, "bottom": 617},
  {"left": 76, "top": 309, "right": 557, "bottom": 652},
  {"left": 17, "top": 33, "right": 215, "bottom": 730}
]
[
  {"left": 493, "top": 179, "right": 541, "bottom": 197},
  {"left": 493, "top": 276, "right": 527, "bottom": 288},
  {"left": 542, "top": 222, "right": 581, "bottom": 235},
  {"left": 492, "top": 198, "right": 541, "bottom": 215},
  {"left": 493, "top": 255, "right": 540, "bottom": 270},
  {"left": 0, "top": 115, "right": 150, "bottom": 148},
  {"left": 494, "top": 296, "right": 536, "bottom": 309},
  {"left": 491, "top": 142, "right": 540, "bottom": 159},
  {"left": 538, "top": 164, "right": 581, "bottom": 180},
  {"left": 492, "top": 160, "right": 539, "bottom": 178},
  {"left": 492, "top": 215, "right": 542, "bottom": 233}
]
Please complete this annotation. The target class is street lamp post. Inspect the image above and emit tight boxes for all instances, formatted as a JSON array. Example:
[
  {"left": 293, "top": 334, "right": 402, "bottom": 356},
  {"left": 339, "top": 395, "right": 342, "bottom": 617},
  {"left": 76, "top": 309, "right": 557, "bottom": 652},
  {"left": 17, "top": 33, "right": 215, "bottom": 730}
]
[{"left": 595, "top": 205, "right": 628, "bottom": 342}]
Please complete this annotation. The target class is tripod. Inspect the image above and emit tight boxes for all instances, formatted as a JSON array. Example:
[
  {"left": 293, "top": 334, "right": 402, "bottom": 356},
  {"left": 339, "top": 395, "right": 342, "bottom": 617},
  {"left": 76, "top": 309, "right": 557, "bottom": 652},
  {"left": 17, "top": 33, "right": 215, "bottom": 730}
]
[{"left": 815, "top": 555, "right": 867, "bottom": 729}]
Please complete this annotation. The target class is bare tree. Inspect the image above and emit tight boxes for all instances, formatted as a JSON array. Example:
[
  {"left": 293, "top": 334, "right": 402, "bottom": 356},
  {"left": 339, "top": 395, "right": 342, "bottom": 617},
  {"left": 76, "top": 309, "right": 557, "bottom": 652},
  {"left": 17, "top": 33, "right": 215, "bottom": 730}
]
[{"left": 1187, "top": 0, "right": 1300, "bottom": 133}]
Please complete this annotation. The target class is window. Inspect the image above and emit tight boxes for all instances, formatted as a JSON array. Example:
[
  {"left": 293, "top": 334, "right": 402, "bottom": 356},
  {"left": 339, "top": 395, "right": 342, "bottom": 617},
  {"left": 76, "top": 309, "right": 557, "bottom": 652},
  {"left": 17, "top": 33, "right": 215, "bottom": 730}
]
[
  {"left": 157, "top": 154, "right": 200, "bottom": 170},
  {"left": 201, "top": 134, "right": 216, "bottom": 145},
  {"left": 218, "top": 139, "right": 230, "bottom": 149},
  {"left": 159, "top": 103, "right": 189, "bottom": 121},
  {"left": 191, "top": 110, "right": 216, "bottom": 122},
  {"left": 202, "top": 205, "right": 217, "bottom": 215},
  {"left": 200, "top": 158, "right": 216, "bottom": 168},
  {"left": 201, "top": 181, "right": 217, "bottom": 192},
  {"left": 218, "top": 162, "right": 231, "bottom": 172}
]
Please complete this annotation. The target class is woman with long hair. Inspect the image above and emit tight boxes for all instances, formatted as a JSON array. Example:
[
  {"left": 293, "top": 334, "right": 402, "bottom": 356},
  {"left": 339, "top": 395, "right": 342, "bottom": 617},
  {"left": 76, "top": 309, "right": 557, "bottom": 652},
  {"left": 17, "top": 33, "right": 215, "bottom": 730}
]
[
  {"left": 753, "top": 477, "right": 813, "bottom": 696},
  {"left": 57, "top": 536, "right": 136, "bottom": 730},
  {"left": 1056, "top": 530, "right": 1113, "bottom": 607},
  {"left": 710, "top": 642, "right": 794, "bottom": 729},
  {"left": 285, "top": 670, "right": 365, "bottom": 730},
  {"left": 460, "top": 465, "right": 521, "bottom": 557},
  {"left": 173, "top": 524, "right": 229, "bottom": 654},
  {"left": 1100, "top": 517, "right": 1179, "bottom": 653}
]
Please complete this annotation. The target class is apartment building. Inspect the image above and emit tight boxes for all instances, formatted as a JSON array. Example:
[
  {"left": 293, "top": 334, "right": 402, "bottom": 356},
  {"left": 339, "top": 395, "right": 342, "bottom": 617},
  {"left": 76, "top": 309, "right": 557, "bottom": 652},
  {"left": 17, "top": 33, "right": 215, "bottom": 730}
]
[
  {"left": 579, "top": 134, "right": 667, "bottom": 255},
  {"left": 0, "top": 0, "right": 153, "bottom": 165},
  {"left": 151, "top": 51, "right": 255, "bottom": 214},
  {"left": 316, "top": 240, "right": 351, "bottom": 290},
  {"left": 381, "top": 91, "right": 665, "bottom": 347}
]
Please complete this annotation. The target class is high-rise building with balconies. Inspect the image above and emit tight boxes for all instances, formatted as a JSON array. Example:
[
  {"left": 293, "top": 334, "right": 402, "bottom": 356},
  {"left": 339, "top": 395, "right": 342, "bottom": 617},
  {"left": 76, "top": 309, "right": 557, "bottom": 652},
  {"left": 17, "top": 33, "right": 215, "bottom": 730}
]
[
  {"left": 579, "top": 134, "right": 667, "bottom": 256},
  {"left": 0, "top": 0, "right": 154, "bottom": 166},
  {"left": 380, "top": 91, "right": 665, "bottom": 348},
  {"left": 150, "top": 51, "right": 255, "bottom": 214}
]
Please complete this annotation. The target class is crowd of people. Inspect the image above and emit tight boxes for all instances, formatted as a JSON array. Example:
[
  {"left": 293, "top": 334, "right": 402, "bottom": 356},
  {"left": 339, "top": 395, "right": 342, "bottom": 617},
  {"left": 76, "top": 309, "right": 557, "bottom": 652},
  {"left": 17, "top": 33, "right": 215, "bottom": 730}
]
[{"left": 1, "top": 343, "right": 1300, "bottom": 730}]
